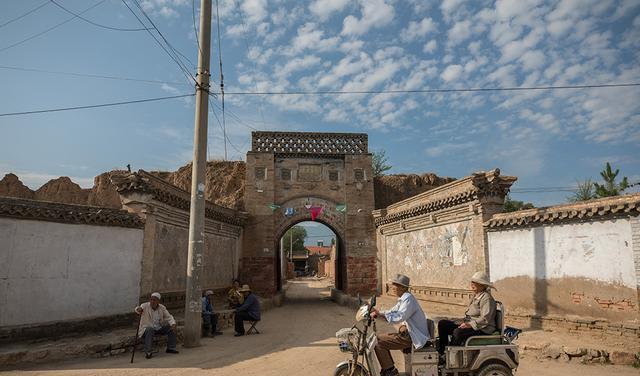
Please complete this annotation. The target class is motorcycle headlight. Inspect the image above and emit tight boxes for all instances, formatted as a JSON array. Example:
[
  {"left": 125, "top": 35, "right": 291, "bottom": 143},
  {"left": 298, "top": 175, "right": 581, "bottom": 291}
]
[{"left": 355, "top": 304, "right": 369, "bottom": 322}]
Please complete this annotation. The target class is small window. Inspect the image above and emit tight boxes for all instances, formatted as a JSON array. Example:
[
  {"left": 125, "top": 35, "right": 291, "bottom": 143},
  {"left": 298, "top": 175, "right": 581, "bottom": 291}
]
[
  {"left": 354, "top": 168, "right": 364, "bottom": 181},
  {"left": 281, "top": 168, "right": 291, "bottom": 180},
  {"left": 255, "top": 167, "right": 266, "bottom": 180},
  {"left": 328, "top": 170, "right": 339, "bottom": 181}
]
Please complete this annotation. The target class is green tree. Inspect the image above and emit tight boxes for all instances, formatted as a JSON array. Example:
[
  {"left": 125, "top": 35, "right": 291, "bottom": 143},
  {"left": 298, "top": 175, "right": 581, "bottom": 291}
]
[
  {"left": 283, "top": 225, "right": 307, "bottom": 254},
  {"left": 568, "top": 178, "right": 596, "bottom": 202},
  {"left": 372, "top": 149, "right": 392, "bottom": 177},
  {"left": 594, "top": 162, "right": 629, "bottom": 197},
  {"left": 503, "top": 195, "right": 535, "bottom": 212}
]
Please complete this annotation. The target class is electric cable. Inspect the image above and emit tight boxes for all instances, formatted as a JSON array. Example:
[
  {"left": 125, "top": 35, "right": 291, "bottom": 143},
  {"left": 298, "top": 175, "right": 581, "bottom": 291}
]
[
  {"left": 215, "top": 0, "right": 228, "bottom": 160},
  {"left": 0, "top": 93, "right": 194, "bottom": 117},
  {"left": 121, "top": 0, "right": 195, "bottom": 85},
  {"left": 0, "top": 0, "right": 107, "bottom": 53},
  {"left": 49, "top": 0, "right": 149, "bottom": 31},
  {"left": 0, "top": 65, "right": 190, "bottom": 86},
  {"left": 223, "top": 83, "right": 640, "bottom": 96},
  {"left": 0, "top": 1, "right": 50, "bottom": 29}
]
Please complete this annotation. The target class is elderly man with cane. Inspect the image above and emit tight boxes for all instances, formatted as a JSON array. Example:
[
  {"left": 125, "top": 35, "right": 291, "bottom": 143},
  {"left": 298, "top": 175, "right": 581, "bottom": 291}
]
[{"left": 134, "top": 292, "right": 179, "bottom": 359}]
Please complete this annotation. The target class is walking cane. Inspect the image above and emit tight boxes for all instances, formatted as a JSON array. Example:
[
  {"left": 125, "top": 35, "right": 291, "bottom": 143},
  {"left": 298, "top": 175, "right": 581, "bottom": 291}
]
[{"left": 131, "top": 309, "right": 143, "bottom": 363}]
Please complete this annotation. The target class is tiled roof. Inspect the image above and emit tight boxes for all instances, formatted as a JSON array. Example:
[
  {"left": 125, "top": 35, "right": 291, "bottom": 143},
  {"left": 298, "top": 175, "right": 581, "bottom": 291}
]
[
  {"left": 305, "top": 245, "right": 333, "bottom": 255},
  {"left": 0, "top": 197, "right": 144, "bottom": 228},
  {"left": 485, "top": 193, "right": 640, "bottom": 229}
]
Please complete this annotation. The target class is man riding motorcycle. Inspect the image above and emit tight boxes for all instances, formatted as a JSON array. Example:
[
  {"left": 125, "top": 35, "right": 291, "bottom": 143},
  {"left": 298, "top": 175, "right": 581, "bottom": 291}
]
[{"left": 371, "top": 274, "right": 430, "bottom": 376}]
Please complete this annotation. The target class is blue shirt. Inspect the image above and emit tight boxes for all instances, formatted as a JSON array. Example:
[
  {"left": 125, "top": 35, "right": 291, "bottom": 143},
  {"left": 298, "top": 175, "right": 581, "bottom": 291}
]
[
  {"left": 202, "top": 296, "right": 214, "bottom": 316},
  {"left": 381, "top": 292, "right": 430, "bottom": 349},
  {"left": 235, "top": 293, "right": 261, "bottom": 320}
]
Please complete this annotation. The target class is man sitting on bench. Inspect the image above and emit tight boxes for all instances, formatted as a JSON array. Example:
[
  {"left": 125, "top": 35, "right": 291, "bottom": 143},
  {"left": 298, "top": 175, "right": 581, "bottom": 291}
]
[{"left": 233, "top": 284, "right": 261, "bottom": 336}]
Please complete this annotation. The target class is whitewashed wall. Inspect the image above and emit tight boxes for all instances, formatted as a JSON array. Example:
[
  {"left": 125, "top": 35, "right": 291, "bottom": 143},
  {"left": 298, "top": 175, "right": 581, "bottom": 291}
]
[
  {"left": 0, "top": 218, "right": 143, "bottom": 327},
  {"left": 487, "top": 218, "right": 638, "bottom": 320},
  {"left": 488, "top": 219, "right": 635, "bottom": 288}
]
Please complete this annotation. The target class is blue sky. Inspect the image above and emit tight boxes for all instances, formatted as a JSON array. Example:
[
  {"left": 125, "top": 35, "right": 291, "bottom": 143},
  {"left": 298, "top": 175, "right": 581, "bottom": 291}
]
[{"left": 1, "top": 0, "right": 639, "bottom": 206}]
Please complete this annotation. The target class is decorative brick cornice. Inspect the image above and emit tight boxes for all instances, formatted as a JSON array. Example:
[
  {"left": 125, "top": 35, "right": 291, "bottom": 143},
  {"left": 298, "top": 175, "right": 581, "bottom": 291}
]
[
  {"left": 485, "top": 193, "right": 640, "bottom": 230},
  {"left": 0, "top": 197, "right": 144, "bottom": 228},
  {"left": 111, "top": 170, "right": 247, "bottom": 226},
  {"left": 251, "top": 131, "right": 368, "bottom": 155},
  {"left": 373, "top": 169, "right": 516, "bottom": 227}
]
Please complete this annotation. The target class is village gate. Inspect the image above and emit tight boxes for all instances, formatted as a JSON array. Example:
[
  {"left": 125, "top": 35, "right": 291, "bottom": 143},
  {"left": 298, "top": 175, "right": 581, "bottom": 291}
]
[{"left": 240, "top": 131, "right": 377, "bottom": 297}]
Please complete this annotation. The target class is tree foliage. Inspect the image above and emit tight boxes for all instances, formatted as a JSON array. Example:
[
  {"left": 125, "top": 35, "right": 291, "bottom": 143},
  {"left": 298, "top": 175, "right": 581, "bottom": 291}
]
[
  {"left": 372, "top": 149, "right": 392, "bottom": 177},
  {"left": 568, "top": 178, "right": 596, "bottom": 202},
  {"left": 503, "top": 195, "right": 535, "bottom": 212},
  {"left": 282, "top": 225, "right": 307, "bottom": 254},
  {"left": 594, "top": 162, "right": 629, "bottom": 197}
]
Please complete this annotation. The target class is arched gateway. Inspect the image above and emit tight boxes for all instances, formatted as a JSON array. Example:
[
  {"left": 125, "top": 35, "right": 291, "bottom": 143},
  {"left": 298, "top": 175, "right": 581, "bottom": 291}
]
[{"left": 240, "top": 131, "right": 377, "bottom": 297}]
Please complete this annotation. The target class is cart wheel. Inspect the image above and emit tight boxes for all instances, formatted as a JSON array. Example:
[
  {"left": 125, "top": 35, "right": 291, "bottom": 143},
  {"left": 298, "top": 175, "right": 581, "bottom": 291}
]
[
  {"left": 334, "top": 363, "right": 369, "bottom": 376},
  {"left": 477, "top": 363, "right": 512, "bottom": 376}
]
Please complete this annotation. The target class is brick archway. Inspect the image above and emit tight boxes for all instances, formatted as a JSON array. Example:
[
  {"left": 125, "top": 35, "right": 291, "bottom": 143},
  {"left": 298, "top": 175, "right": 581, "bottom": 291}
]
[{"left": 240, "top": 131, "right": 377, "bottom": 297}]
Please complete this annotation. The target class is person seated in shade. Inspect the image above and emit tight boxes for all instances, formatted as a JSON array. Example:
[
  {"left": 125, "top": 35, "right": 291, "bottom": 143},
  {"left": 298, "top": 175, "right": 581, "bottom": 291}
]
[
  {"left": 371, "top": 274, "right": 430, "bottom": 376},
  {"left": 202, "top": 290, "right": 223, "bottom": 337},
  {"left": 227, "top": 279, "right": 244, "bottom": 308},
  {"left": 233, "top": 284, "right": 261, "bottom": 336},
  {"left": 134, "top": 292, "right": 179, "bottom": 359},
  {"left": 437, "top": 271, "right": 497, "bottom": 355}
]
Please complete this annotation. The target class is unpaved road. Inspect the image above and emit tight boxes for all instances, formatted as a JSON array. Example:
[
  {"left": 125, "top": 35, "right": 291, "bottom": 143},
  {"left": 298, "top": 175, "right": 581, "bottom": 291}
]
[{"left": 2, "top": 279, "right": 637, "bottom": 376}]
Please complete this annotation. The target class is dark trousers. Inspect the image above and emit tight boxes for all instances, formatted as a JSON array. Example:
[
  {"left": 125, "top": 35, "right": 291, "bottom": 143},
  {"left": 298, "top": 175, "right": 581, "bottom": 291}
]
[
  {"left": 143, "top": 325, "right": 176, "bottom": 354},
  {"left": 234, "top": 311, "right": 255, "bottom": 334},
  {"left": 202, "top": 313, "right": 218, "bottom": 335},
  {"left": 437, "top": 320, "right": 485, "bottom": 354}
]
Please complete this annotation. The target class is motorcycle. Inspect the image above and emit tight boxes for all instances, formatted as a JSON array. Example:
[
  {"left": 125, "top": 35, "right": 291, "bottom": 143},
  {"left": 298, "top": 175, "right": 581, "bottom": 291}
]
[{"left": 334, "top": 295, "right": 380, "bottom": 376}]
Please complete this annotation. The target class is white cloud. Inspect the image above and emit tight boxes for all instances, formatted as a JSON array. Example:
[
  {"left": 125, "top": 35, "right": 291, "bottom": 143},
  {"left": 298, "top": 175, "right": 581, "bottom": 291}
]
[
  {"left": 277, "top": 55, "right": 322, "bottom": 78},
  {"left": 400, "top": 17, "right": 437, "bottom": 42},
  {"left": 309, "top": 0, "right": 350, "bottom": 21},
  {"left": 289, "top": 23, "right": 340, "bottom": 55},
  {"left": 448, "top": 20, "right": 473, "bottom": 46},
  {"left": 441, "top": 64, "right": 463, "bottom": 82},
  {"left": 425, "top": 141, "right": 475, "bottom": 157},
  {"left": 341, "top": 0, "right": 394, "bottom": 36},
  {"left": 241, "top": 0, "right": 268, "bottom": 24},
  {"left": 519, "top": 50, "right": 546, "bottom": 71},
  {"left": 440, "top": 0, "right": 466, "bottom": 20},
  {"left": 423, "top": 40, "right": 437, "bottom": 54}
]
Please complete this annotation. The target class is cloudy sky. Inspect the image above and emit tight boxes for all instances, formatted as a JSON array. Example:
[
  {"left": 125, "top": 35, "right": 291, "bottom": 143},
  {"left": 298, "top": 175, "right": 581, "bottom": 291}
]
[{"left": 1, "top": 0, "right": 639, "bottom": 206}]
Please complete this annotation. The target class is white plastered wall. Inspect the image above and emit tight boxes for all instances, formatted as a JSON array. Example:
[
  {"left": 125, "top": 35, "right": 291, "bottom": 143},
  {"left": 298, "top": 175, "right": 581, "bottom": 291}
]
[
  {"left": 488, "top": 219, "right": 635, "bottom": 288},
  {"left": 0, "top": 218, "right": 143, "bottom": 327}
]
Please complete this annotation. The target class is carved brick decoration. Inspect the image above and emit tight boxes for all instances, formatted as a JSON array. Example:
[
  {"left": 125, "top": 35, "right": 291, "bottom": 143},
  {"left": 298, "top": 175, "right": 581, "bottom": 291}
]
[
  {"left": 280, "top": 168, "right": 291, "bottom": 181},
  {"left": 112, "top": 170, "right": 247, "bottom": 226},
  {"left": 0, "top": 197, "right": 144, "bottom": 228},
  {"left": 254, "top": 167, "right": 266, "bottom": 180},
  {"left": 328, "top": 170, "right": 339, "bottom": 181},
  {"left": 251, "top": 131, "right": 368, "bottom": 155},
  {"left": 354, "top": 168, "right": 364, "bottom": 181}
]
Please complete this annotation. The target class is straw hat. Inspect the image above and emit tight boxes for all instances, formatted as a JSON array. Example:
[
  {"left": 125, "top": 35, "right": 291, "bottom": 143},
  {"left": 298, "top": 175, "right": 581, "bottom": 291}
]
[
  {"left": 471, "top": 271, "right": 495, "bottom": 289},
  {"left": 238, "top": 284, "right": 252, "bottom": 292},
  {"left": 388, "top": 273, "right": 410, "bottom": 288}
]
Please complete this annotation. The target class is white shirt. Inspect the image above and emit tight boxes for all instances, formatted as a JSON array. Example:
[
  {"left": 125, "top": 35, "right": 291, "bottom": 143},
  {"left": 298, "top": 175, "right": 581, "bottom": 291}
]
[
  {"left": 150, "top": 307, "right": 162, "bottom": 330},
  {"left": 381, "top": 292, "right": 430, "bottom": 349}
]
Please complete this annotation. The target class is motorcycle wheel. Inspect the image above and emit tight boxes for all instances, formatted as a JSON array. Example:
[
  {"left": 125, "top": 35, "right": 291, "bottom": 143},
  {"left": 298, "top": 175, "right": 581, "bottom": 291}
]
[
  {"left": 477, "top": 363, "right": 513, "bottom": 376},
  {"left": 334, "top": 363, "right": 369, "bottom": 376}
]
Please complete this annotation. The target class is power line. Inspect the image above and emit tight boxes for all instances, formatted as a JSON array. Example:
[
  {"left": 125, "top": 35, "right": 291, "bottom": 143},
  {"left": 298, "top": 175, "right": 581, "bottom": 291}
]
[
  {"left": 215, "top": 0, "right": 228, "bottom": 160},
  {"left": 121, "top": 0, "right": 195, "bottom": 85},
  {"left": 0, "top": 93, "right": 194, "bottom": 117},
  {"left": 130, "top": 0, "right": 196, "bottom": 80},
  {"left": 0, "top": 0, "right": 107, "bottom": 53},
  {"left": 0, "top": 1, "right": 50, "bottom": 29},
  {"left": 0, "top": 65, "right": 191, "bottom": 86},
  {"left": 50, "top": 0, "right": 148, "bottom": 31},
  {"left": 222, "top": 83, "right": 640, "bottom": 96}
]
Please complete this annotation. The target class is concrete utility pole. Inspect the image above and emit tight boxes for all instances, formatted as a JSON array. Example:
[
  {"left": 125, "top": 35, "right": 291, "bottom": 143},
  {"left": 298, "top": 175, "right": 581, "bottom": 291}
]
[{"left": 184, "top": 0, "right": 212, "bottom": 348}]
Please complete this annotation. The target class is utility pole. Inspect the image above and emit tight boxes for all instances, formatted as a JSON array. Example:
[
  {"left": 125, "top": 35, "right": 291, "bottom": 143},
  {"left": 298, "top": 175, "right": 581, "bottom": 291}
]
[{"left": 184, "top": 0, "right": 212, "bottom": 348}]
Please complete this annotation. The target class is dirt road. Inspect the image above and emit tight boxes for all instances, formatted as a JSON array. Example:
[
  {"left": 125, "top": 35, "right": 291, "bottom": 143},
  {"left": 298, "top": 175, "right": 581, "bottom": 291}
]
[{"left": 2, "top": 279, "right": 637, "bottom": 376}]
